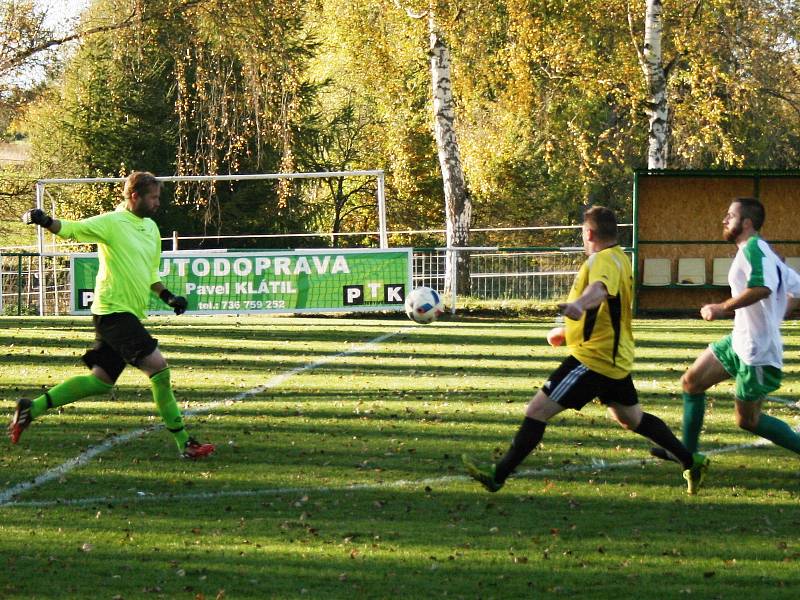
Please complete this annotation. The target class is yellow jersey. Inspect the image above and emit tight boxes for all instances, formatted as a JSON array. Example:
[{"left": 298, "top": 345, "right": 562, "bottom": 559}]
[{"left": 565, "top": 245, "right": 634, "bottom": 379}]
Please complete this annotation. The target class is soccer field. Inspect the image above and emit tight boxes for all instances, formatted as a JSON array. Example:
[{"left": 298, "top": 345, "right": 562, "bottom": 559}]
[{"left": 2, "top": 315, "right": 800, "bottom": 598}]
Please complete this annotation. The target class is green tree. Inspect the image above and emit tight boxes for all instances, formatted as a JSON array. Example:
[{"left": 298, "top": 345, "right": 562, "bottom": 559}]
[
  {"left": 17, "top": 0, "right": 800, "bottom": 250},
  {"left": 663, "top": 0, "right": 800, "bottom": 167},
  {"left": 308, "top": 0, "right": 443, "bottom": 244},
  {"left": 294, "top": 96, "right": 382, "bottom": 246},
  {"left": 23, "top": 0, "right": 321, "bottom": 240}
]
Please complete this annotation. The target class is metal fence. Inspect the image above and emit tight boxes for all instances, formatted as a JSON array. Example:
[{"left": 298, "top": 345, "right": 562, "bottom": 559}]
[
  {"left": 413, "top": 248, "right": 586, "bottom": 303},
  {"left": 1, "top": 247, "right": 598, "bottom": 315},
  {"left": 467, "top": 249, "right": 585, "bottom": 300},
  {"left": 1, "top": 253, "right": 72, "bottom": 315}
]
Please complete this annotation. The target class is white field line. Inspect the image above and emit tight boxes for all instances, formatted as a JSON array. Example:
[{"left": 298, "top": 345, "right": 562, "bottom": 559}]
[
  {"left": 7, "top": 421, "right": 800, "bottom": 509},
  {"left": 0, "top": 437, "right": 781, "bottom": 508},
  {"left": 766, "top": 396, "right": 800, "bottom": 408},
  {"left": 4, "top": 371, "right": 799, "bottom": 508},
  {"left": 0, "top": 327, "right": 413, "bottom": 507}
]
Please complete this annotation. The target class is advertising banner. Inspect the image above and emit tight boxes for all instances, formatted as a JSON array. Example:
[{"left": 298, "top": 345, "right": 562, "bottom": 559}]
[{"left": 70, "top": 248, "right": 412, "bottom": 315}]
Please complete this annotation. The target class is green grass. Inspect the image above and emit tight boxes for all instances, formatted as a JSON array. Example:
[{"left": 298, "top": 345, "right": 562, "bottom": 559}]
[{"left": 2, "top": 315, "right": 800, "bottom": 598}]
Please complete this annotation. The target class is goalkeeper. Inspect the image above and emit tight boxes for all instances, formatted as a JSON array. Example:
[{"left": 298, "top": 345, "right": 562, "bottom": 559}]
[{"left": 9, "top": 171, "right": 214, "bottom": 460}]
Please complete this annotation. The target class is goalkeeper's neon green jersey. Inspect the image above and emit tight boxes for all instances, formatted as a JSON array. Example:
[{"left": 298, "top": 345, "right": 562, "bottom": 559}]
[{"left": 58, "top": 205, "right": 161, "bottom": 320}]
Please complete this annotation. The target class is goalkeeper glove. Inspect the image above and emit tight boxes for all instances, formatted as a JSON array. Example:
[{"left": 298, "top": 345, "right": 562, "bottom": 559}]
[
  {"left": 21, "top": 209, "right": 54, "bottom": 228},
  {"left": 159, "top": 289, "right": 188, "bottom": 315}
]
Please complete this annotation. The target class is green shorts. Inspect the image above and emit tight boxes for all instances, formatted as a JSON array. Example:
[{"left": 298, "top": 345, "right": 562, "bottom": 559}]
[{"left": 710, "top": 334, "right": 782, "bottom": 402}]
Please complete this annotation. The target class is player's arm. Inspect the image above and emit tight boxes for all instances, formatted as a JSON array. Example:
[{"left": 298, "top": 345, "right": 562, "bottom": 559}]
[
  {"left": 151, "top": 282, "right": 188, "bottom": 315},
  {"left": 700, "top": 286, "right": 770, "bottom": 321},
  {"left": 785, "top": 296, "right": 800, "bottom": 320},
  {"left": 21, "top": 209, "right": 62, "bottom": 234},
  {"left": 23, "top": 209, "right": 114, "bottom": 243},
  {"left": 782, "top": 264, "right": 800, "bottom": 319},
  {"left": 558, "top": 281, "right": 608, "bottom": 320}
]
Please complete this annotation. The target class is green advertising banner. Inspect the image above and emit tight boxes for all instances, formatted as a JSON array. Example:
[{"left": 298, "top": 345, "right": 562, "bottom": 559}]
[{"left": 70, "top": 249, "right": 412, "bottom": 315}]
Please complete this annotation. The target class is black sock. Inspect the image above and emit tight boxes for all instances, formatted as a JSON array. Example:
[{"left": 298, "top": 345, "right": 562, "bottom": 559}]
[
  {"left": 635, "top": 412, "right": 693, "bottom": 469},
  {"left": 494, "top": 417, "right": 547, "bottom": 483}
]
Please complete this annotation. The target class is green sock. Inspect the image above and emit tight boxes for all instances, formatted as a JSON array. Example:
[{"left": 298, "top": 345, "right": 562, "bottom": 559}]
[
  {"left": 682, "top": 392, "right": 706, "bottom": 453},
  {"left": 150, "top": 368, "right": 190, "bottom": 450},
  {"left": 752, "top": 414, "right": 800, "bottom": 455},
  {"left": 30, "top": 374, "right": 113, "bottom": 418}
]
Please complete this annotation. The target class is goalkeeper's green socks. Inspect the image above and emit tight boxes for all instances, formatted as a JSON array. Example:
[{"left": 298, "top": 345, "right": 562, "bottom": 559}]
[
  {"left": 752, "top": 413, "right": 800, "bottom": 454},
  {"left": 150, "top": 368, "right": 190, "bottom": 450},
  {"left": 30, "top": 374, "right": 113, "bottom": 418},
  {"left": 682, "top": 392, "right": 706, "bottom": 453}
]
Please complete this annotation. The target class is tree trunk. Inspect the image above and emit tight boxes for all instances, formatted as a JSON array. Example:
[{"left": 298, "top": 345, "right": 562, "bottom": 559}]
[
  {"left": 429, "top": 15, "right": 471, "bottom": 298},
  {"left": 641, "top": 0, "right": 669, "bottom": 169}
]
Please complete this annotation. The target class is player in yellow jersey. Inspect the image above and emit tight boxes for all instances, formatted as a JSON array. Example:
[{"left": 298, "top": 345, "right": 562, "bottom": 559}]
[
  {"left": 10, "top": 172, "right": 214, "bottom": 459},
  {"left": 464, "top": 206, "right": 709, "bottom": 494}
]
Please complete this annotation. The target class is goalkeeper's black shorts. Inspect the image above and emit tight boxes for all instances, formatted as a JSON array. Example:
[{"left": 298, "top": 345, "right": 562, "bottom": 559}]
[{"left": 82, "top": 312, "right": 158, "bottom": 382}]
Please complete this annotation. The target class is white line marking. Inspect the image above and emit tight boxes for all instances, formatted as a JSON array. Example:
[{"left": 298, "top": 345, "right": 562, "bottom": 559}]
[
  {"left": 0, "top": 327, "right": 412, "bottom": 506},
  {"left": 6, "top": 431, "right": 796, "bottom": 508},
  {"left": 4, "top": 347, "right": 798, "bottom": 508},
  {"left": 767, "top": 396, "right": 800, "bottom": 408}
]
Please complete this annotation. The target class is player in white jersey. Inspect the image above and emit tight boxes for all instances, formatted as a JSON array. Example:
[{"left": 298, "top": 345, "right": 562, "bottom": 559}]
[{"left": 653, "top": 197, "right": 800, "bottom": 464}]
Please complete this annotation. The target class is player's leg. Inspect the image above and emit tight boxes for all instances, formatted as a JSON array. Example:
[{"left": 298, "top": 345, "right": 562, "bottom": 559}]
[
  {"left": 605, "top": 378, "right": 697, "bottom": 471},
  {"left": 136, "top": 340, "right": 215, "bottom": 459},
  {"left": 680, "top": 343, "right": 732, "bottom": 452},
  {"left": 463, "top": 356, "right": 590, "bottom": 491},
  {"left": 463, "top": 389, "right": 561, "bottom": 492},
  {"left": 650, "top": 345, "right": 729, "bottom": 461},
  {"left": 29, "top": 364, "right": 115, "bottom": 418},
  {"left": 740, "top": 402, "right": 800, "bottom": 454},
  {"left": 610, "top": 400, "right": 710, "bottom": 494},
  {"left": 606, "top": 377, "right": 710, "bottom": 494},
  {"left": 609, "top": 400, "right": 710, "bottom": 493},
  {"left": 734, "top": 366, "right": 800, "bottom": 455},
  {"left": 8, "top": 321, "right": 119, "bottom": 444},
  {"left": 494, "top": 389, "right": 564, "bottom": 480}
]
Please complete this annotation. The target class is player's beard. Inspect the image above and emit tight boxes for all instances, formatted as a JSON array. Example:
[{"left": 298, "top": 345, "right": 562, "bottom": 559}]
[
  {"left": 723, "top": 220, "right": 742, "bottom": 243},
  {"left": 132, "top": 203, "right": 158, "bottom": 219}
]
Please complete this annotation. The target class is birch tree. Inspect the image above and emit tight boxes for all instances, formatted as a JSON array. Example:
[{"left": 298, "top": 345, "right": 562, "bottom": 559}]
[
  {"left": 428, "top": 11, "right": 471, "bottom": 296},
  {"left": 393, "top": 0, "right": 471, "bottom": 296},
  {"left": 631, "top": 0, "right": 669, "bottom": 168},
  {"left": 628, "top": 0, "right": 800, "bottom": 169}
]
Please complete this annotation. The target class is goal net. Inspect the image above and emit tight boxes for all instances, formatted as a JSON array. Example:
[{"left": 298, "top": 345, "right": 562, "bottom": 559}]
[{"left": 26, "top": 171, "right": 399, "bottom": 316}]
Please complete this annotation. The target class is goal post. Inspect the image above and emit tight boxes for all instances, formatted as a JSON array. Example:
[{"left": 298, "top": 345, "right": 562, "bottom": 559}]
[{"left": 32, "top": 170, "right": 389, "bottom": 316}]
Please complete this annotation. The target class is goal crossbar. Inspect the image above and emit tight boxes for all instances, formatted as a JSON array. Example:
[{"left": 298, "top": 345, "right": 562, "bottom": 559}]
[{"left": 33, "top": 170, "right": 387, "bottom": 316}]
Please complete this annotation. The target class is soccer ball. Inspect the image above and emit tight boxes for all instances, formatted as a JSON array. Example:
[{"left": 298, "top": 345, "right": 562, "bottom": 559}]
[{"left": 405, "top": 286, "right": 445, "bottom": 324}]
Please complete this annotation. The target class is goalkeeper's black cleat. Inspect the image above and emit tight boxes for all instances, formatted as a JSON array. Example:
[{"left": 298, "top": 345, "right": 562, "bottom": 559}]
[
  {"left": 649, "top": 446, "right": 680, "bottom": 463},
  {"left": 9, "top": 398, "right": 33, "bottom": 444}
]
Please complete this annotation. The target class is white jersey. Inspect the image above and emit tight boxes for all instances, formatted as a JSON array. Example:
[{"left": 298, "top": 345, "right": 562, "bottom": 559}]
[{"left": 729, "top": 236, "right": 800, "bottom": 367}]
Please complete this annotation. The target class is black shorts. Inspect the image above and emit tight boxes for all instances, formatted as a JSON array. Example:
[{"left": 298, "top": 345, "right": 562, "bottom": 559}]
[
  {"left": 541, "top": 355, "right": 638, "bottom": 410},
  {"left": 82, "top": 312, "right": 158, "bottom": 382}
]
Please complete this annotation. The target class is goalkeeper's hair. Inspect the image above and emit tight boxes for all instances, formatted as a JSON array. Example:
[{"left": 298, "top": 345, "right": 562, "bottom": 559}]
[
  {"left": 583, "top": 205, "right": 617, "bottom": 242},
  {"left": 123, "top": 171, "right": 161, "bottom": 201}
]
